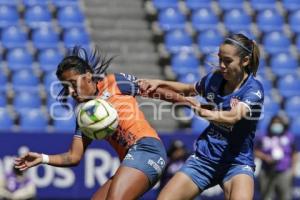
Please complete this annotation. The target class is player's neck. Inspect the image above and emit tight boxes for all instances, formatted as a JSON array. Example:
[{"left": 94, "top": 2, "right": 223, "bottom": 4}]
[{"left": 226, "top": 73, "right": 249, "bottom": 93}]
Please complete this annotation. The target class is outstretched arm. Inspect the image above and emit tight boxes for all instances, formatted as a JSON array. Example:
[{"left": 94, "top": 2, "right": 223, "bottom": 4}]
[{"left": 14, "top": 136, "right": 91, "bottom": 171}]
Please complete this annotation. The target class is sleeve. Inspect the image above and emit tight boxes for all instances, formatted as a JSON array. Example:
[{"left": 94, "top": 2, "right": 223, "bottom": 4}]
[
  {"left": 74, "top": 123, "right": 83, "bottom": 138},
  {"left": 194, "top": 75, "right": 208, "bottom": 96},
  {"left": 240, "top": 84, "right": 264, "bottom": 117},
  {"left": 114, "top": 73, "right": 139, "bottom": 96}
]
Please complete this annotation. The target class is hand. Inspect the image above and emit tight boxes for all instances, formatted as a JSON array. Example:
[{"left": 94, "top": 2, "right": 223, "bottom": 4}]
[
  {"left": 137, "top": 79, "right": 160, "bottom": 96},
  {"left": 264, "top": 155, "right": 276, "bottom": 165},
  {"left": 14, "top": 152, "right": 43, "bottom": 171}
]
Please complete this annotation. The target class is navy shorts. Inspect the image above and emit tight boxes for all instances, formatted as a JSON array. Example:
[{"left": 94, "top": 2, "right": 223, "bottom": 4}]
[
  {"left": 121, "top": 137, "right": 167, "bottom": 186},
  {"left": 180, "top": 154, "right": 254, "bottom": 190}
]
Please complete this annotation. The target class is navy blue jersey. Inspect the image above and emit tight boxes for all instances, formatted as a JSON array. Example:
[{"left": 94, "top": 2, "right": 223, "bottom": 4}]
[{"left": 194, "top": 72, "right": 264, "bottom": 167}]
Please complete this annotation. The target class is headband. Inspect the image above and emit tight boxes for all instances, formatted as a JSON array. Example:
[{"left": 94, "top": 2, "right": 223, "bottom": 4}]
[{"left": 225, "top": 38, "right": 252, "bottom": 54}]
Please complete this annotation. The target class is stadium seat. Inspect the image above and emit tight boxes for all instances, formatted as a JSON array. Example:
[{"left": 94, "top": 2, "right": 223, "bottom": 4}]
[
  {"left": 185, "top": 0, "right": 212, "bottom": 10},
  {"left": 191, "top": 116, "right": 210, "bottom": 134},
  {"left": 285, "top": 96, "right": 300, "bottom": 119},
  {"left": 191, "top": 8, "right": 218, "bottom": 32},
  {"left": 19, "top": 109, "right": 48, "bottom": 133},
  {"left": 203, "top": 53, "right": 219, "bottom": 72},
  {"left": 0, "top": 70, "right": 6, "bottom": 93},
  {"left": 278, "top": 75, "right": 300, "bottom": 98},
  {"left": 152, "top": 0, "right": 178, "bottom": 10},
  {"left": 7, "top": 48, "right": 33, "bottom": 71},
  {"left": 289, "top": 117, "right": 300, "bottom": 135},
  {"left": 257, "top": 115, "right": 271, "bottom": 133},
  {"left": 22, "top": 0, "right": 49, "bottom": 7},
  {"left": 256, "top": 57, "right": 267, "bottom": 77},
  {"left": 250, "top": 0, "right": 276, "bottom": 11},
  {"left": 296, "top": 34, "right": 300, "bottom": 53},
  {"left": 197, "top": 29, "right": 223, "bottom": 54},
  {"left": 0, "top": 5, "right": 18, "bottom": 28},
  {"left": 178, "top": 72, "right": 201, "bottom": 84},
  {"left": 0, "top": 108, "right": 14, "bottom": 132},
  {"left": 289, "top": 10, "right": 300, "bottom": 34},
  {"left": 1, "top": 26, "right": 27, "bottom": 49},
  {"left": 224, "top": 9, "right": 251, "bottom": 32},
  {"left": 282, "top": 0, "right": 300, "bottom": 12},
  {"left": 24, "top": 5, "right": 52, "bottom": 28},
  {"left": 171, "top": 52, "right": 199, "bottom": 75},
  {"left": 32, "top": 26, "right": 59, "bottom": 50},
  {"left": 53, "top": 116, "right": 76, "bottom": 133},
  {"left": 63, "top": 27, "right": 90, "bottom": 49},
  {"left": 13, "top": 91, "right": 42, "bottom": 110},
  {"left": 256, "top": 75, "right": 272, "bottom": 95},
  {"left": 0, "top": 0, "right": 18, "bottom": 5},
  {"left": 11, "top": 69, "right": 39, "bottom": 92},
  {"left": 270, "top": 53, "right": 297, "bottom": 77},
  {"left": 38, "top": 49, "right": 63, "bottom": 72},
  {"left": 44, "top": 71, "right": 62, "bottom": 97},
  {"left": 57, "top": 6, "right": 85, "bottom": 28},
  {"left": 158, "top": 8, "right": 186, "bottom": 31},
  {"left": 218, "top": 0, "right": 244, "bottom": 11},
  {"left": 256, "top": 9, "right": 284, "bottom": 33},
  {"left": 51, "top": 0, "right": 79, "bottom": 7},
  {"left": 164, "top": 29, "right": 193, "bottom": 54},
  {"left": 263, "top": 95, "right": 280, "bottom": 116},
  {"left": 0, "top": 94, "right": 6, "bottom": 107},
  {"left": 262, "top": 31, "right": 291, "bottom": 55}
]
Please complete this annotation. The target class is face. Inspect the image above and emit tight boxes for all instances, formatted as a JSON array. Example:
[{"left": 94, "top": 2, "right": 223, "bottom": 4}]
[
  {"left": 218, "top": 44, "right": 249, "bottom": 81},
  {"left": 60, "top": 69, "right": 97, "bottom": 103}
]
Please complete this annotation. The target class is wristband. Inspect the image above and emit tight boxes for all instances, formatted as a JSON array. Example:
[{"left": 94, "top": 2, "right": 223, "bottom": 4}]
[{"left": 41, "top": 154, "right": 49, "bottom": 164}]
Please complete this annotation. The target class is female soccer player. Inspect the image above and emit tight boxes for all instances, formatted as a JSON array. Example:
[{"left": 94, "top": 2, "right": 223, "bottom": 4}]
[
  {"left": 14, "top": 46, "right": 188, "bottom": 200},
  {"left": 138, "top": 33, "right": 264, "bottom": 200}
]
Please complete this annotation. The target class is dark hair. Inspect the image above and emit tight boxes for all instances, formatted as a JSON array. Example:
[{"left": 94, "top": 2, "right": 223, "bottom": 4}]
[
  {"left": 223, "top": 33, "right": 260, "bottom": 76},
  {"left": 267, "top": 115, "right": 289, "bottom": 135},
  {"left": 56, "top": 46, "right": 114, "bottom": 103}
]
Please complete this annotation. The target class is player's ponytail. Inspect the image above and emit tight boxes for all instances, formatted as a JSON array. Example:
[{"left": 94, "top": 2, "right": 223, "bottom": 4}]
[{"left": 224, "top": 34, "right": 260, "bottom": 76}]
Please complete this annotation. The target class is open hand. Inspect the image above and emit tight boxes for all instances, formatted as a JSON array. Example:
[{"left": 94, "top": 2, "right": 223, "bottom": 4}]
[
  {"left": 137, "top": 79, "right": 160, "bottom": 96},
  {"left": 14, "top": 152, "right": 42, "bottom": 171}
]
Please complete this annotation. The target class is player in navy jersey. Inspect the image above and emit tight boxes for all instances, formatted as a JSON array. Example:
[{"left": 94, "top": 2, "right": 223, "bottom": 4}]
[{"left": 138, "top": 33, "right": 263, "bottom": 200}]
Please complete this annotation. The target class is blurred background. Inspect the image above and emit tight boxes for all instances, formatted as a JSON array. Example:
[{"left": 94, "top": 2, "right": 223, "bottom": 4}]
[{"left": 0, "top": 0, "right": 299, "bottom": 199}]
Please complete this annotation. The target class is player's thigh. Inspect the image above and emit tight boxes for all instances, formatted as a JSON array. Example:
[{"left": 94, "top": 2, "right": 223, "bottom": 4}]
[
  {"left": 158, "top": 172, "right": 201, "bottom": 200},
  {"left": 223, "top": 174, "right": 254, "bottom": 200},
  {"left": 106, "top": 166, "right": 150, "bottom": 200},
  {"left": 91, "top": 179, "right": 112, "bottom": 200}
]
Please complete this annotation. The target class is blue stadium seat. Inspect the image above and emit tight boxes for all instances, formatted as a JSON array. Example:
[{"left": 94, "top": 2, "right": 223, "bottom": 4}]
[
  {"left": 257, "top": 9, "right": 284, "bottom": 33},
  {"left": 152, "top": 0, "right": 178, "bottom": 10},
  {"left": 0, "top": 94, "right": 6, "bottom": 107},
  {"left": 250, "top": 0, "right": 276, "bottom": 11},
  {"left": 57, "top": 6, "right": 85, "bottom": 28},
  {"left": 165, "top": 29, "right": 193, "bottom": 54},
  {"left": 12, "top": 69, "right": 39, "bottom": 92},
  {"left": 285, "top": 96, "right": 300, "bottom": 119},
  {"left": 0, "top": 0, "right": 18, "bottom": 5},
  {"left": 191, "top": 8, "right": 218, "bottom": 32},
  {"left": 158, "top": 8, "right": 186, "bottom": 31},
  {"left": 224, "top": 9, "right": 251, "bottom": 32},
  {"left": 289, "top": 10, "right": 300, "bottom": 34},
  {"left": 1, "top": 26, "right": 27, "bottom": 49},
  {"left": 7, "top": 48, "right": 33, "bottom": 71},
  {"left": 0, "top": 70, "right": 6, "bottom": 93},
  {"left": 290, "top": 117, "right": 300, "bottom": 135},
  {"left": 63, "top": 27, "right": 90, "bottom": 49},
  {"left": 282, "top": 0, "right": 300, "bottom": 12},
  {"left": 256, "top": 75, "right": 272, "bottom": 95},
  {"left": 256, "top": 57, "right": 267, "bottom": 76},
  {"left": 296, "top": 34, "right": 300, "bottom": 53},
  {"left": 44, "top": 71, "right": 62, "bottom": 97},
  {"left": 178, "top": 72, "right": 201, "bottom": 84},
  {"left": 24, "top": 5, "right": 52, "bottom": 28},
  {"left": 270, "top": 53, "right": 297, "bottom": 77},
  {"left": 171, "top": 52, "right": 199, "bottom": 75},
  {"left": 191, "top": 116, "right": 210, "bottom": 134},
  {"left": 203, "top": 53, "right": 218, "bottom": 72},
  {"left": 218, "top": 0, "right": 244, "bottom": 11},
  {"left": 263, "top": 95, "right": 280, "bottom": 116},
  {"left": 32, "top": 26, "right": 59, "bottom": 50},
  {"left": 0, "top": 108, "right": 14, "bottom": 132},
  {"left": 53, "top": 116, "right": 76, "bottom": 133},
  {"left": 0, "top": 5, "right": 18, "bottom": 28},
  {"left": 38, "top": 49, "right": 63, "bottom": 72},
  {"left": 257, "top": 115, "right": 271, "bottom": 133},
  {"left": 19, "top": 109, "right": 48, "bottom": 133},
  {"left": 51, "top": 0, "right": 79, "bottom": 7},
  {"left": 262, "top": 31, "right": 291, "bottom": 55},
  {"left": 22, "top": 0, "right": 49, "bottom": 7},
  {"left": 278, "top": 75, "right": 300, "bottom": 98},
  {"left": 197, "top": 29, "right": 223, "bottom": 54},
  {"left": 13, "top": 91, "right": 42, "bottom": 110},
  {"left": 185, "top": 0, "right": 212, "bottom": 10}
]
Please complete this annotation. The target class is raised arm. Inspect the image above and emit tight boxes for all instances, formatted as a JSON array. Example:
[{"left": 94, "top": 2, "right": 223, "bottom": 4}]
[{"left": 14, "top": 136, "right": 91, "bottom": 171}]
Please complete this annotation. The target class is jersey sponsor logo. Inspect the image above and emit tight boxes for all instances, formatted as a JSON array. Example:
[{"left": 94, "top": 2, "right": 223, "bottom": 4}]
[
  {"left": 251, "top": 90, "right": 262, "bottom": 99},
  {"left": 157, "top": 157, "right": 166, "bottom": 167},
  {"left": 120, "top": 73, "right": 137, "bottom": 82},
  {"left": 147, "top": 159, "right": 163, "bottom": 174},
  {"left": 207, "top": 92, "right": 215, "bottom": 101},
  {"left": 124, "top": 153, "right": 134, "bottom": 161}
]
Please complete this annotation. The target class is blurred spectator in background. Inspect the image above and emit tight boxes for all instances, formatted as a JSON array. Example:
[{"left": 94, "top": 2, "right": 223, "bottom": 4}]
[
  {"left": 159, "top": 140, "right": 189, "bottom": 191},
  {"left": 255, "top": 115, "right": 297, "bottom": 200},
  {"left": 0, "top": 166, "right": 36, "bottom": 200}
]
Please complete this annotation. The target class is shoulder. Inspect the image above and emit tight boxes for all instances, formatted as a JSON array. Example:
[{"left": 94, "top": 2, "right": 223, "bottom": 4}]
[{"left": 114, "top": 73, "right": 138, "bottom": 82}]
